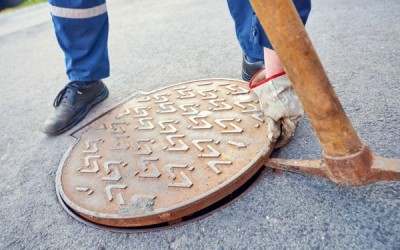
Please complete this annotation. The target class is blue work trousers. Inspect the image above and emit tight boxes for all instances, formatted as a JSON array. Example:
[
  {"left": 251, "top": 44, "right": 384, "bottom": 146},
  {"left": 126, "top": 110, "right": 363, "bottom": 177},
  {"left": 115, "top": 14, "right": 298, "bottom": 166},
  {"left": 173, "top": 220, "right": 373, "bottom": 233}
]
[
  {"left": 49, "top": 0, "right": 310, "bottom": 81},
  {"left": 227, "top": 0, "right": 311, "bottom": 60},
  {"left": 48, "top": 0, "right": 109, "bottom": 82}
]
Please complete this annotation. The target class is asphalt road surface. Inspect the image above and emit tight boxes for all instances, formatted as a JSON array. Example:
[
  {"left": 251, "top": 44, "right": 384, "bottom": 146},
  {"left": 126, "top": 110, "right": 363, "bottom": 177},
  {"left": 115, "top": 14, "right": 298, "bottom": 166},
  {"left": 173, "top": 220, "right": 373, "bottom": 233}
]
[{"left": 0, "top": 0, "right": 399, "bottom": 249}]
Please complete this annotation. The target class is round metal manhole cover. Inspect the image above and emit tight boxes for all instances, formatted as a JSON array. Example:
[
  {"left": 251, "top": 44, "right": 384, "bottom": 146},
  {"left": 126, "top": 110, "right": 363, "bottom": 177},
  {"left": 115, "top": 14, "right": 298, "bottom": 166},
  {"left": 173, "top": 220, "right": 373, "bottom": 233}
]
[{"left": 56, "top": 79, "right": 274, "bottom": 227}]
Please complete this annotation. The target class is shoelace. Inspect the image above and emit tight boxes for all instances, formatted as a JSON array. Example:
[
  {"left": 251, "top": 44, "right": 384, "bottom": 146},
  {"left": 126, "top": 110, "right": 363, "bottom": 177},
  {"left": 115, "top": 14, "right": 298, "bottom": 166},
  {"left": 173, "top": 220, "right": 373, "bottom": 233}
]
[{"left": 53, "top": 83, "right": 82, "bottom": 107}]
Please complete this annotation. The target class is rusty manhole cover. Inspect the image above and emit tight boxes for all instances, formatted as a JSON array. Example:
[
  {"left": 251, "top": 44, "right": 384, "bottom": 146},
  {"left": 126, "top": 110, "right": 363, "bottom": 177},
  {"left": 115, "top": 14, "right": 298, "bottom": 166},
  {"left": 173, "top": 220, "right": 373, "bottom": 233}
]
[{"left": 56, "top": 79, "right": 274, "bottom": 227}]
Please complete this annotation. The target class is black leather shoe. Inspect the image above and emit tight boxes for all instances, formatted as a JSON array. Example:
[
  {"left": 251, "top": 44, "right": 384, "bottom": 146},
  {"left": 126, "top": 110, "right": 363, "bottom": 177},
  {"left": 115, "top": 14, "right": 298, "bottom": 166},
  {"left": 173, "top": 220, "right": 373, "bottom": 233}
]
[
  {"left": 43, "top": 80, "right": 109, "bottom": 135},
  {"left": 242, "top": 55, "right": 265, "bottom": 82}
]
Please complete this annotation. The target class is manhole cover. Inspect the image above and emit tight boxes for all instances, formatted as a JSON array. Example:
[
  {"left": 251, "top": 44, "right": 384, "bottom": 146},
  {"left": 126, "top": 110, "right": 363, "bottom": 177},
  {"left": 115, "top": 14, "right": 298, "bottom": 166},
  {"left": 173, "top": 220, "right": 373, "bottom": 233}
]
[{"left": 56, "top": 79, "right": 274, "bottom": 227}]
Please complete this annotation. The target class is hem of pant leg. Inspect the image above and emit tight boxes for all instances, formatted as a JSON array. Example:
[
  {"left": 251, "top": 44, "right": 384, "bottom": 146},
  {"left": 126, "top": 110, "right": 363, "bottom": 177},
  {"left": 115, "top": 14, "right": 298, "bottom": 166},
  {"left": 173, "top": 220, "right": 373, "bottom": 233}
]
[
  {"left": 68, "top": 74, "right": 110, "bottom": 82},
  {"left": 245, "top": 52, "right": 264, "bottom": 61},
  {"left": 240, "top": 40, "right": 264, "bottom": 61}
]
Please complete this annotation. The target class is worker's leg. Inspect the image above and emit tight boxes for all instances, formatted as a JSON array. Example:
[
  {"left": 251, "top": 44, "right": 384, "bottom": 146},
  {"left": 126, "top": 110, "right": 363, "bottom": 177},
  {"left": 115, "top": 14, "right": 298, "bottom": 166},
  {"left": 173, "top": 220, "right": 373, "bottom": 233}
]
[
  {"left": 227, "top": 0, "right": 264, "bottom": 62},
  {"left": 43, "top": 0, "right": 110, "bottom": 135},
  {"left": 227, "top": 0, "right": 311, "bottom": 80},
  {"left": 227, "top": 0, "right": 311, "bottom": 60},
  {"left": 48, "top": 0, "right": 110, "bottom": 82}
]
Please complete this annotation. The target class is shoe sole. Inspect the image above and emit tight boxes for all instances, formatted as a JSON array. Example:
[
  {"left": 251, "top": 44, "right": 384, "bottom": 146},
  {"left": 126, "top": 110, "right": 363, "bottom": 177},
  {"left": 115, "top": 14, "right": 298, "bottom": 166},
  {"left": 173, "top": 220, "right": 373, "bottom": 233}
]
[{"left": 46, "top": 86, "right": 109, "bottom": 136}]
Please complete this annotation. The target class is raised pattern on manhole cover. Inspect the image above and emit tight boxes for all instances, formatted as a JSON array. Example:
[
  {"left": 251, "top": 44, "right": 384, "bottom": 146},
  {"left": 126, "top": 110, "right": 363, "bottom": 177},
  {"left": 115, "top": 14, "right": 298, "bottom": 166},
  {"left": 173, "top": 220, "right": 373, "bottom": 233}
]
[{"left": 56, "top": 79, "right": 274, "bottom": 227}]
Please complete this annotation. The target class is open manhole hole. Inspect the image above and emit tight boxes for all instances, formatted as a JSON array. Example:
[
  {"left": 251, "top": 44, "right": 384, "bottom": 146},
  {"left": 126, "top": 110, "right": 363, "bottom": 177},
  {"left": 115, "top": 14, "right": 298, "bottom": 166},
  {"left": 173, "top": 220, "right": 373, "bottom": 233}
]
[{"left": 56, "top": 79, "right": 274, "bottom": 231}]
